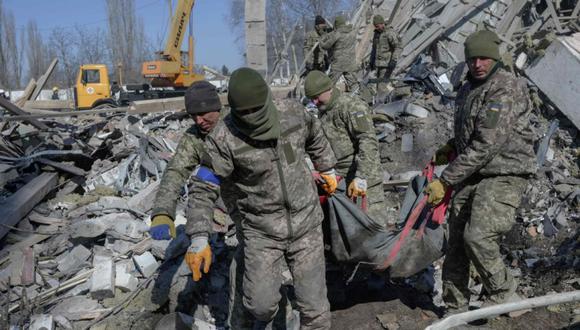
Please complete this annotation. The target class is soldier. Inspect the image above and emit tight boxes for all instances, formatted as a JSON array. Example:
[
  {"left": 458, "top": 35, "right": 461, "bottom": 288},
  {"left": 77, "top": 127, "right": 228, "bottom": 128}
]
[
  {"left": 320, "top": 16, "right": 360, "bottom": 92},
  {"left": 369, "top": 14, "right": 401, "bottom": 98},
  {"left": 149, "top": 81, "right": 294, "bottom": 329},
  {"left": 303, "top": 15, "right": 329, "bottom": 73},
  {"left": 149, "top": 80, "right": 222, "bottom": 242},
  {"left": 304, "top": 70, "right": 387, "bottom": 225},
  {"left": 186, "top": 67, "right": 337, "bottom": 329},
  {"left": 427, "top": 30, "right": 537, "bottom": 311}
]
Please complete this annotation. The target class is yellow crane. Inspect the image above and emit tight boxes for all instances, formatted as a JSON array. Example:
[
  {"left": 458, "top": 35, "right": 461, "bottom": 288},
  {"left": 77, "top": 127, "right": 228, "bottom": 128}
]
[
  {"left": 142, "top": 0, "right": 204, "bottom": 88},
  {"left": 74, "top": 0, "right": 204, "bottom": 109}
]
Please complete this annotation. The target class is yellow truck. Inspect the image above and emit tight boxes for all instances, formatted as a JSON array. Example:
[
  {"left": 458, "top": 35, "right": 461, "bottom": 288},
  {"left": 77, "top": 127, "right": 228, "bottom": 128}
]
[
  {"left": 75, "top": 0, "right": 202, "bottom": 110},
  {"left": 74, "top": 64, "right": 185, "bottom": 109}
]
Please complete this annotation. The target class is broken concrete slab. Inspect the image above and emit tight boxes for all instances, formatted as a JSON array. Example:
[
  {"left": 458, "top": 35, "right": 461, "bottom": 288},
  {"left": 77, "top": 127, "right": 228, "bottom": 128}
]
[
  {"left": 115, "top": 262, "right": 138, "bottom": 292},
  {"left": 57, "top": 245, "right": 91, "bottom": 276},
  {"left": 53, "top": 315, "right": 73, "bottom": 330},
  {"left": 51, "top": 295, "right": 104, "bottom": 321},
  {"left": 90, "top": 249, "right": 116, "bottom": 300},
  {"left": 70, "top": 213, "right": 147, "bottom": 241},
  {"left": 401, "top": 134, "right": 414, "bottom": 153},
  {"left": 526, "top": 34, "right": 580, "bottom": 129},
  {"left": 150, "top": 239, "right": 170, "bottom": 260},
  {"left": 133, "top": 252, "right": 158, "bottom": 278},
  {"left": 127, "top": 179, "right": 160, "bottom": 213},
  {"left": 29, "top": 314, "right": 54, "bottom": 330}
]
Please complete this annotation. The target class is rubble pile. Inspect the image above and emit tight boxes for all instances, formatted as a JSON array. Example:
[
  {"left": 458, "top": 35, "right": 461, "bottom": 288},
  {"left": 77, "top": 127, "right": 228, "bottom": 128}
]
[
  {"left": 0, "top": 108, "right": 235, "bottom": 329},
  {"left": 0, "top": 1, "right": 578, "bottom": 329}
]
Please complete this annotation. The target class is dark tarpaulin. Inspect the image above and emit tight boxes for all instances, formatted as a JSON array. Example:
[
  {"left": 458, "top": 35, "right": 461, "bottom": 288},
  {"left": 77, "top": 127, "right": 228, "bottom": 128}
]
[{"left": 323, "top": 175, "right": 446, "bottom": 278}]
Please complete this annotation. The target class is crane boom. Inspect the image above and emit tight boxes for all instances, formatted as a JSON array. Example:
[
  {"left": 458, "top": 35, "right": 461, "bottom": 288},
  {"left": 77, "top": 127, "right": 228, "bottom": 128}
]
[
  {"left": 142, "top": 0, "right": 203, "bottom": 88},
  {"left": 163, "top": 0, "right": 195, "bottom": 62}
]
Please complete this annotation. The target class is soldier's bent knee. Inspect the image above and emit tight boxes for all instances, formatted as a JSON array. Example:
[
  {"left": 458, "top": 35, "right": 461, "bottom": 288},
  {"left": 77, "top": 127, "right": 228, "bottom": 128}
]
[{"left": 243, "top": 295, "right": 279, "bottom": 322}]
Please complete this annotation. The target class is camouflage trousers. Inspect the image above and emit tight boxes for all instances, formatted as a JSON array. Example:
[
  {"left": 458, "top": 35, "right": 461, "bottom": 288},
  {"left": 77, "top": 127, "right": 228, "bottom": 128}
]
[
  {"left": 375, "top": 66, "right": 394, "bottom": 99},
  {"left": 328, "top": 70, "right": 372, "bottom": 103},
  {"left": 228, "top": 239, "right": 295, "bottom": 330},
  {"left": 242, "top": 226, "right": 331, "bottom": 329},
  {"left": 329, "top": 70, "right": 359, "bottom": 92},
  {"left": 442, "top": 175, "right": 527, "bottom": 308}
]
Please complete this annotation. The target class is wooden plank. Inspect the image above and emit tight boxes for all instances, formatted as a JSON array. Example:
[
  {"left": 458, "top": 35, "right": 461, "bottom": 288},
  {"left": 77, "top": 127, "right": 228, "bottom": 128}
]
[
  {"left": 23, "top": 100, "right": 74, "bottom": 111},
  {"left": 37, "top": 158, "right": 86, "bottom": 176},
  {"left": 30, "top": 58, "right": 58, "bottom": 102},
  {"left": 545, "top": 0, "right": 565, "bottom": 33},
  {"left": 15, "top": 78, "right": 37, "bottom": 108},
  {"left": 0, "top": 172, "right": 58, "bottom": 240},
  {"left": 28, "top": 212, "right": 67, "bottom": 226},
  {"left": 572, "top": 0, "right": 580, "bottom": 18},
  {"left": 0, "top": 97, "right": 49, "bottom": 130},
  {"left": 0, "top": 107, "right": 129, "bottom": 121}
]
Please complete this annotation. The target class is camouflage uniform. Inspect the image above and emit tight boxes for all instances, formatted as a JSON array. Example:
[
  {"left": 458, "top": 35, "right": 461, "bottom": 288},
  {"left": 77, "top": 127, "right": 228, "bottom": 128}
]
[
  {"left": 151, "top": 125, "right": 208, "bottom": 224},
  {"left": 439, "top": 66, "right": 537, "bottom": 308},
  {"left": 320, "top": 23, "right": 359, "bottom": 92},
  {"left": 370, "top": 26, "right": 401, "bottom": 96},
  {"left": 151, "top": 120, "right": 292, "bottom": 329},
  {"left": 319, "top": 88, "right": 387, "bottom": 224},
  {"left": 303, "top": 28, "right": 328, "bottom": 72},
  {"left": 189, "top": 99, "right": 336, "bottom": 329}
]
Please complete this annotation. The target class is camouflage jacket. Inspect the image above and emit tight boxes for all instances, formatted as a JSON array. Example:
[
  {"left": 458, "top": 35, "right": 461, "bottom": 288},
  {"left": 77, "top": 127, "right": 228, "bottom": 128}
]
[
  {"left": 370, "top": 27, "right": 401, "bottom": 68},
  {"left": 320, "top": 24, "right": 358, "bottom": 72},
  {"left": 303, "top": 29, "right": 327, "bottom": 69},
  {"left": 319, "top": 89, "right": 382, "bottom": 185},
  {"left": 440, "top": 67, "right": 537, "bottom": 187},
  {"left": 188, "top": 99, "right": 337, "bottom": 239},
  {"left": 151, "top": 125, "right": 209, "bottom": 220}
]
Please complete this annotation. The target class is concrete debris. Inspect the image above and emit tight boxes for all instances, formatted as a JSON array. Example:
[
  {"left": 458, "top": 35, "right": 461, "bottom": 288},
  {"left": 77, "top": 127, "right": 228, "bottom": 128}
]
[
  {"left": 401, "top": 134, "right": 414, "bottom": 153},
  {"left": 0, "top": 1, "right": 578, "bottom": 329},
  {"left": 69, "top": 213, "right": 147, "bottom": 241},
  {"left": 29, "top": 314, "right": 54, "bottom": 330},
  {"left": 115, "top": 262, "right": 138, "bottom": 293},
  {"left": 53, "top": 315, "right": 73, "bottom": 329},
  {"left": 51, "top": 296, "right": 104, "bottom": 321},
  {"left": 526, "top": 34, "right": 580, "bottom": 129},
  {"left": 133, "top": 252, "right": 159, "bottom": 278},
  {"left": 90, "top": 249, "right": 115, "bottom": 299},
  {"left": 56, "top": 245, "right": 91, "bottom": 276}
]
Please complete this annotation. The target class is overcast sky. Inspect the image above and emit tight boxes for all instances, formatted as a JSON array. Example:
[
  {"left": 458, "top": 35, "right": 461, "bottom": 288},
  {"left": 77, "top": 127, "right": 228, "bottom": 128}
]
[{"left": 3, "top": 0, "right": 245, "bottom": 70}]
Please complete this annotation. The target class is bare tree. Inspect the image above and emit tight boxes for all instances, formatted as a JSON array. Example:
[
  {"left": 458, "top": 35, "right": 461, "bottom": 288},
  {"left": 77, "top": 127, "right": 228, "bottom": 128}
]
[
  {"left": 0, "top": 0, "right": 22, "bottom": 90},
  {"left": 0, "top": 0, "right": 9, "bottom": 89},
  {"left": 75, "top": 25, "right": 107, "bottom": 65},
  {"left": 26, "top": 20, "right": 47, "bottom": 82},
  {"left": 47, "top": 27, "right": 79, "bottom": 87},
  {"left": 106, "top": 0, "right": 152, "bottom": 83}
]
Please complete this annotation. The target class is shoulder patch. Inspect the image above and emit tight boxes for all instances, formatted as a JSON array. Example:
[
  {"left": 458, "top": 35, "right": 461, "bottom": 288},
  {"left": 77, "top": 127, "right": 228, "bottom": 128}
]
[
  {"left": 353, "top": 110, "right": 371, "bottom": 131},
  {"left": 483, "top": 102, "right": 505, "bottom": 128}
]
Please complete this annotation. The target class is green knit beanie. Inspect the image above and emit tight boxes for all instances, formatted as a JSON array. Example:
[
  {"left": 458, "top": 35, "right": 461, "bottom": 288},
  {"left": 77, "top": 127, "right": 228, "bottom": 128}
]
[
  {"left": 304, "top": 71, "right": 332, "bottom": 98},
  {"left": 373, "top": 15, "right": 385, "bottom": 25},
  {"left": 334, "top": 16, "right": 346, "bottom": 28},
  {"left": 228, "top": 67, "right": 269, "bottom": 110},
  {"left": 464, "top": 30, "right": 501, "bottom": 61}
]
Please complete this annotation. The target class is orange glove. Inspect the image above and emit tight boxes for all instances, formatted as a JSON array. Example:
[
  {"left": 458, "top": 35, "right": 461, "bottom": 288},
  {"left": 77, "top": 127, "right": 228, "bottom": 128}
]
[
  {"left": 319, "top": 169, "right": 338, "bottom": 195},
  {"left": 425, "top": 179, "right": 447, "bottom": 205},
  {"left": 184, "top": 236, "right": 212, "bottom": 281},
  {"left": 347, "top": 177, "right": 367, "bottom": 197}
]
